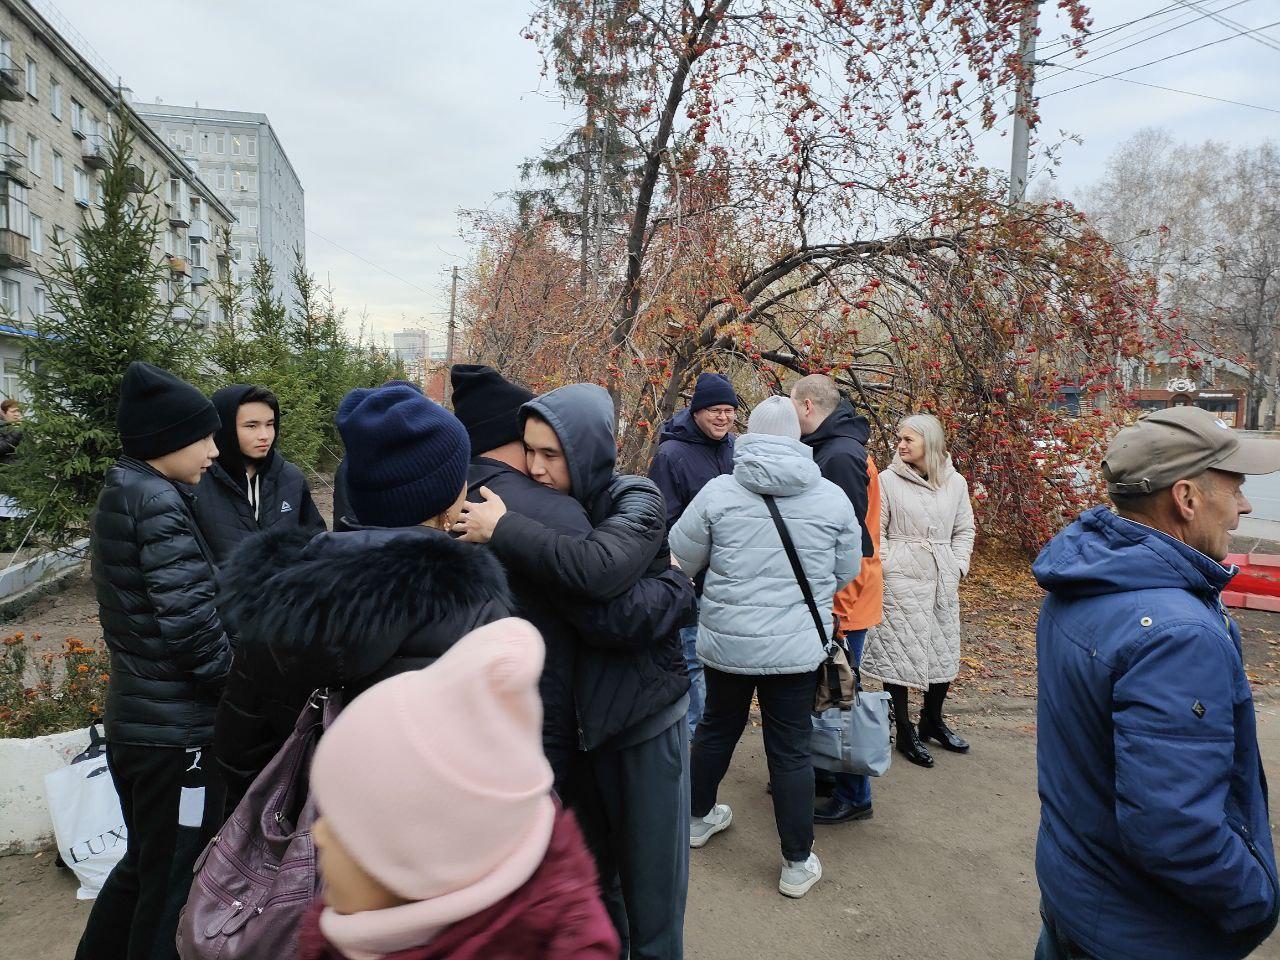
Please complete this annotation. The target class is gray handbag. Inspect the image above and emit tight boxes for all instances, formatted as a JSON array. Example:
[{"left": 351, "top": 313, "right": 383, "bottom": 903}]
[{"left": 762, "top": 496, "right": 892, "bottom": 778}]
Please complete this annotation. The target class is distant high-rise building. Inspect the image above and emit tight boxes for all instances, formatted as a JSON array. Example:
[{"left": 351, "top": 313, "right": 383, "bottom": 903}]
[
  {"left": 135, "top": 102, "right": 303, "bottom": 308},
  {"left": 392, "top": 329, "right": 428, "bottom": 365}
]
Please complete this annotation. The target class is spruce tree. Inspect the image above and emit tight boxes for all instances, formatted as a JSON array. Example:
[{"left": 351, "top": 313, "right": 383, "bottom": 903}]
[{"left": 2, "top": 113, "right": 202, "bottom": 546}]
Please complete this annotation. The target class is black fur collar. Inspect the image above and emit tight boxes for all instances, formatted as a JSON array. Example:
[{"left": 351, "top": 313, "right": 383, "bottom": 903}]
[{"left": 218, "top": 526, "right": 511, "bottom": 677}]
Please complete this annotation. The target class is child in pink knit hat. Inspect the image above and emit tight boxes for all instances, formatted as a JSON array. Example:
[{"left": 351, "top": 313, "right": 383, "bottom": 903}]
[{"left": 298, "top": 618, "right": 619, "bottom": 960}]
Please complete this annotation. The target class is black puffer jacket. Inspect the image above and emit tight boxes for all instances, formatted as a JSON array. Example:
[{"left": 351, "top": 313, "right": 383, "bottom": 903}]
[
  {"left": 0, "top": 424, "right": 21, "bottom": 465},
  {"left": 488, "top": 384, "right": 694, "bottom": 750},
  {"left": 802, "top": 401, "right": 874, "bottom": 558},
  {"left": 213, "top": 525, "right": 511, "bottom": 813},
  {"left": 470, "top": 457, "right": 695, "bottom": 779},
  {"left": 91, "top": 458, "right": 232, "bottom": 747},
  {"left": 193, "top": 385, "right": 326, "bottom": 567}
]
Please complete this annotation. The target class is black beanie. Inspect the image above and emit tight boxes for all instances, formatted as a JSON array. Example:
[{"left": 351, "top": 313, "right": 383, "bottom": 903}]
[
  {"left": 117, "top": 361, "right": 220, "bottom": 461},
  {"left": 690, "top": 372, "right": 738, "bottom": 413},
  {"left": 449, "top": 364, "right": 534, "bottom": 455}
]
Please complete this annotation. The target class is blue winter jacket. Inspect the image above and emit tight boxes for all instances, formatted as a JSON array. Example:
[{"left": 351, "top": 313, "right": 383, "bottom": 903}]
[
  {"left": 648, "top": 409, "right": 734, "bottom": 529},
  {"left": 1034, "top": 506, "right": 1278, "bottom": 960}
]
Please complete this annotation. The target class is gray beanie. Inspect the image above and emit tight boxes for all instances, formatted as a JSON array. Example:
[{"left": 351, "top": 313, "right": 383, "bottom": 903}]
[{"left": 747, "top": 395, "right": 801, "bottom": 440}]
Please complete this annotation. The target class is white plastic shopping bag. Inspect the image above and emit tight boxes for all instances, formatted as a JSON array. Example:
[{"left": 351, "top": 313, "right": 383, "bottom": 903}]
[{"left": 43, "top": 725, "right": 126, "bottom": 899}]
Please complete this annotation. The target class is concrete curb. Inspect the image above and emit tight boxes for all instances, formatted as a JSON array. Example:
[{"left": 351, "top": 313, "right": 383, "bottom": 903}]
[
  {"left": 0, "top": 725, "right": 93, "bottom": 855},
  {"left": 0, "top": 548, "right": 87, "bottom": 624}
]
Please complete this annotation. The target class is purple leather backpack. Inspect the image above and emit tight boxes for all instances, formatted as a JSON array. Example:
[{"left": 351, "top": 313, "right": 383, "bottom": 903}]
[{"left": 177, "top": 689, "right": 341, "bottom": 959}]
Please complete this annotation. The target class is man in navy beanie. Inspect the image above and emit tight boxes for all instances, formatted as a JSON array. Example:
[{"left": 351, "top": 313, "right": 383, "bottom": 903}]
[
  {"left": 77, "top": 361, "right": 231, "bottom": 960},
  {"left": 648, "top": 371, "right": 738, "bottom": 737}
]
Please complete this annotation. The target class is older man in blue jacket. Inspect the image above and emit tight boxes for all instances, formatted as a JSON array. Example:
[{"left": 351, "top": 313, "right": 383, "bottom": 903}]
[{"left": 1034, "top": 405, "right": 1280, "bottom": 960}]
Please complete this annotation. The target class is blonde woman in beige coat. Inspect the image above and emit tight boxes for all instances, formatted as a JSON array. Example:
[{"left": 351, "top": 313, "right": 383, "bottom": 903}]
[{"left": 862, "top": 414, "right": 975, "bottom": 768}]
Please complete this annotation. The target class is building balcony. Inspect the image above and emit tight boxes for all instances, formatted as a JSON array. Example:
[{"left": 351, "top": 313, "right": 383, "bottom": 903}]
[
  {"left": 0, "top": 56, "right": 22, "bottom": 102},
  {"left": 168, "top": 255, "right": 190, "bottom": 276},
  {"left": 0, "top": 228, "right": 30, "bottom": 268},
  {"left": 82, "top": 133, "right": 109, "bottom": 170},
  {"left": 167, "top": 203, "right": 189, "bottom": 228},
  {"left": 0, "top": 143, "right": 28, "bottom": 186},
  {"left": 187, "top": 218, "right": 210, "bottom": 243},
  {"left": 190, "top": 264, "right": 211, "bottom": 286}
]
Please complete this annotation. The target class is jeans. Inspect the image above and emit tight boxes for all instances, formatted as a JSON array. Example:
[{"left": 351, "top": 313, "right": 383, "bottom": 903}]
[
  {"left": 76, "top": 742, "right": 225, "bottom": 960},
  {"left": 1034, "top": 906, "right": 1094, "bottom": 960},
  {"left": 692, "top": 667, "right": 817, "bottom": 863},
  {"left": 572, "top": 719, "right": 690, "bottom": 960},
  {"left": 833, "top": 629, "right": 872, "bottom": 807},
  {"left": 681, "top": 621, "right": 705, "bottom": 738}
]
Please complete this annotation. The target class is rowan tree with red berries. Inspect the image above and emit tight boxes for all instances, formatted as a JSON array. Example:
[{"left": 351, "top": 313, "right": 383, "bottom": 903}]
[{"left": 461, "top": 0, "right": 1185, "bottom": 552}]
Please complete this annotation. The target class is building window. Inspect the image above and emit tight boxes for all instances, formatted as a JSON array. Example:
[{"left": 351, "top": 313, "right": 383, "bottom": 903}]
[
  {"left": 25, "top": 134, "right": 40, "bottom": 177},
  {"left": 1, "top": 279, "right": 20, "bottom": 316},
  {"left": 216, "top": 133, "right": 225, "bottom": 154},
  {"left": 70, "top": 98, "right": 84, "bottom": 134},
  {"left": 189, "top": 239, "right": 205, "bottom": 268},
  {"left": 247, "top": 136, "right": 256, "bottom": 158},
  {"left": 231, "top": 136, "right": 241, "bottom": 157},
  {"left": 1, "top": 182, "right": 30, "bottom": 238},
  {"left": 29, "top": 214, "right": 41, "bottom": 254},
  {"left": 32, "top": 287, "right": 45, "bottom": 318},
  {"left": 74, "top": 239, "right": 85, "bottom": 268},
  {"left": 200, "top": 132, "right": 210, "bottom": 153},
  {"left": 51, "top": 150, "right": 63, "bottom": 189},
  {"left": 247, "top": 172, "right": 257, "bottom": 191},
  {"left": 52, "top": 225, "right": 64, "bottom": 249},
  {"left": 216, "top": 170, "right": 226, "bottom": 190},
  {"left": 184, "top": 132, "right": 193, "bottom": 153},
  {"left": 247, "top": 208, "right": 258, "bottom": 228},
  {"left": 73, "top": 166, "right": 89, "bottom": 205},
  {"left": 50, "top": 77, "right": 61, "bottom": 118},
  {"left": 24, "top": 56, "right": 36, "bottom": 97}
]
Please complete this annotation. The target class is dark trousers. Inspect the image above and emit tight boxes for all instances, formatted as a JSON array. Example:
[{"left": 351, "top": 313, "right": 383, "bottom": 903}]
[
  {"left": 76, "top": 743, "right": 225, "bottom": 960},
  {"left": 691, "top": 667, "right": 816, "bottom": 863},
  {"left": 573, "top": 718, "right": 690, "bottom": 960}
]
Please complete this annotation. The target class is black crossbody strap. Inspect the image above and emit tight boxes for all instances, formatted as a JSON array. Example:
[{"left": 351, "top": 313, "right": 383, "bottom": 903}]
[{"left": 763, "top": 494, "right": 831, "bottom": 656}]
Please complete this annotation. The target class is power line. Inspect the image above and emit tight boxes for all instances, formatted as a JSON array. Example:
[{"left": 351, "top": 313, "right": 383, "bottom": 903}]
[
  {"left": 1037, "top": 17, "right": 1280, "bottom": 100},
  {"left": 304, "top": 226, "right": 453, "bottom": 333},
  {"left": 1171, "top": 0, "right": 1280, "bottom": 51},
  {"left": 1037, "top": 61, "right": 1280, "bottom": 113},
  {"left": 1038, "top": 0, "right": 1251, "bottom": 55}
]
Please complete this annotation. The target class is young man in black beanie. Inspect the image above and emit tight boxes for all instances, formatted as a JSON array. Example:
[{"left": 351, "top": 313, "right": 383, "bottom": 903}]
[{"left": 77, "top": 361, "right": 232, "bottom": 960}]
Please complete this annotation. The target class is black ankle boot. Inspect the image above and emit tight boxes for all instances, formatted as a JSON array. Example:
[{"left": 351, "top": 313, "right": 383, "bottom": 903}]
[
  {"left": 896, "top": 725, "right": 935, "bottom": 767},
  {"left": 920, "top": 683, "right": 970, "bottom": 753}
]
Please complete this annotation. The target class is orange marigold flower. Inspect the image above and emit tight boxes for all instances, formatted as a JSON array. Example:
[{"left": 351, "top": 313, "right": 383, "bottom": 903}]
[{"left": 76, "top": 664, "right": 89, "bottom": 674}]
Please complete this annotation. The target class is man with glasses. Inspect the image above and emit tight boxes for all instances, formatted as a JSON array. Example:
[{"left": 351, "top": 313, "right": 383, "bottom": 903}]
[{"left": 649, "top": 372, "right": 738, "bottom": 737}]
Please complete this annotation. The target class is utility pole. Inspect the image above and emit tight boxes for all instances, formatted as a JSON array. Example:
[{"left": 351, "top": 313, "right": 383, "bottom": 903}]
[
  {"left": 446, "top": 265, "right": 458, "bottom": 367},
  {"left": 1009, "top": 0, "right": 1042, "bottom": 205}
]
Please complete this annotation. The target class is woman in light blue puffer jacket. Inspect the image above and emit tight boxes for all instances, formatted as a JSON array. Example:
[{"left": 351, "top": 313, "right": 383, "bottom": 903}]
[{"left": 670, "top": 395, "right": 860, "bottom": 900}]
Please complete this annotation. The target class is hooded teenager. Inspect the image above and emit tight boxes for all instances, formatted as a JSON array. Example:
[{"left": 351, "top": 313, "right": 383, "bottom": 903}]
[
  {"left": 193, "top": 384, "right": 326, "bottom": 567},
  {"left": 455, "top": 383, "right": 695, "bottom": 960},
  {"left": 212, "top": 384, "right": 511, "bottom": 815}
]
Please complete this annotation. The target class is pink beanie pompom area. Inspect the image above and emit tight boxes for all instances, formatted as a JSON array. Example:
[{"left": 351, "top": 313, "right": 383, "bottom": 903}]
[{"left": 309, "top": 617, "right": 556, "bottom": 923}]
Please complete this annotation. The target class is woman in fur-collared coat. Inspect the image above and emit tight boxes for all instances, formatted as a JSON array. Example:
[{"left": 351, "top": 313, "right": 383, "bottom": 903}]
[{"left": 212, "top": 383, "right": 511, "bottom": 816}]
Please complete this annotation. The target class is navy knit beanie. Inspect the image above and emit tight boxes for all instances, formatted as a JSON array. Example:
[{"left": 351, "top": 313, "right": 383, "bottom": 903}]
[
  {"left": 690, "top": 372, "right": 738, "bottom": 413},
  {"left": 335, "top": 384, "right": 471, "bottom": 527}
]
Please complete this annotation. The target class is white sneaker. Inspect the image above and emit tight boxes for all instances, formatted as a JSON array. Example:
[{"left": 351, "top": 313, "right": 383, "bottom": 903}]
[
  {"left": 689, "top": 803, "right": 732, "bottom": 848},
  {"left": 778, "top": 852, "right": 822, "bottom": 898}
]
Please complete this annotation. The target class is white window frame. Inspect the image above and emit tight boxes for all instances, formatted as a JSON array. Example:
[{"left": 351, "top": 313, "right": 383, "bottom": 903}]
[
  {"left": 29, "top": 213, "right": 41, "bottom": 255},
  {"left": 1, "top": 279, "right": 21, "bottom": 316},
  {"left": 70, "top": 98, "right": 84, "bottom": 135},
  {"left": 247, "top": 136, "right": 256, "bottom": 158},
  {"left": 49, "top": 76, "right": 60, "bottom": 118},
  {"left": 32, "top": 286, "right": 45, "bottom": 319},
  {"left": 25, "top": 134, "right": 39, "bottom": 177},
  {"left": 216, "top": 133, "right": 225, "bottom": 154},
  {"left": 247, "top": 172, "right": 257, "bottom": 191},
  {"left": 231, "top": 135, "right": 241, "bottom": 157},
  {"left": 51, "top": 150, "right": 63, "bottom": 190},
  {"left": 216, "top": 170, "right": 226, "bottom": 190},
  {"left": 73, "top": 166, "right": 89, "bottom": 205},
  {"left": 24, "top": 56, "right": 36, "bottom": 97}
]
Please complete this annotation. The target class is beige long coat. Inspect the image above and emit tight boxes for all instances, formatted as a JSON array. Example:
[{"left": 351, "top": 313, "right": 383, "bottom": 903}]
[{"left": 861, "top": 456, "right": 976, "bottom": 690}]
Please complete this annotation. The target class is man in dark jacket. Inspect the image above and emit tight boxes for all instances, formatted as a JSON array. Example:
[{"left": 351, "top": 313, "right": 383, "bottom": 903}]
[
  {"left": 193, "top": 384, "right": 325, "bottom": 567},
  {"left": 458, "top": 382, "right": 694, "bottom": 960},
  {"left": 793, "top": 374, "right": 880, "bottom": 823},
  {"left": 649, "top": 371, "right": 737, "bottom": 737},
  {"left": 451, "top": 365, "right": 693, "bottom": 799},
  {"left": 0, "top": 398, "right": 22, "bottom": 465},
  {"left": 77, "top": 362, "right": 231, "bottom": 960},
  {"left": 1034, "top": 406, "right": 1280, "bottom": 960}
]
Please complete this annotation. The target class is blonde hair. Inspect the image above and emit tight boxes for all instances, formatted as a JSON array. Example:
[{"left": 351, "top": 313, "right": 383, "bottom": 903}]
[{"left": 898, "top": 413, "right": 949, "bottom": 488}]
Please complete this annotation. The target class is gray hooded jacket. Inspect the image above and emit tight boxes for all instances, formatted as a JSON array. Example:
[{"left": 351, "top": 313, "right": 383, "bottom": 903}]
[{"left": 670, "top": 432, "right": 861, "bottom": 675}]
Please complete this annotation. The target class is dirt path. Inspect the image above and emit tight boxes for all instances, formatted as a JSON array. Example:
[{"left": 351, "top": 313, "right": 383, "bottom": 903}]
[{"left": 5, "top": 709, "right": 1280, "bottom": 959}]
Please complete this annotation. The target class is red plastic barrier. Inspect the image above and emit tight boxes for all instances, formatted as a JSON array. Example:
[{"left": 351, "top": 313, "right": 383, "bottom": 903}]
[{"left": 1224, "top": 554, "right": 1280, "bottom": 610}]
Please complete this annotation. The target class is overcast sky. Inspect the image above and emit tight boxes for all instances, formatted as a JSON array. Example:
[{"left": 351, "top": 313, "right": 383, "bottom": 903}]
[{"left": 45, "top": 0, "right": 1280, "bottom": 343}]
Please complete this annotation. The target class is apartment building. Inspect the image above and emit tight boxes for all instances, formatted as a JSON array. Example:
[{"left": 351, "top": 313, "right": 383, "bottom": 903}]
[
  {"left": 0, "top": 0, "right": 234, "bottom": 401},
  {"left": 135, "top": 103, "right": 303, "bottom": 308}
]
